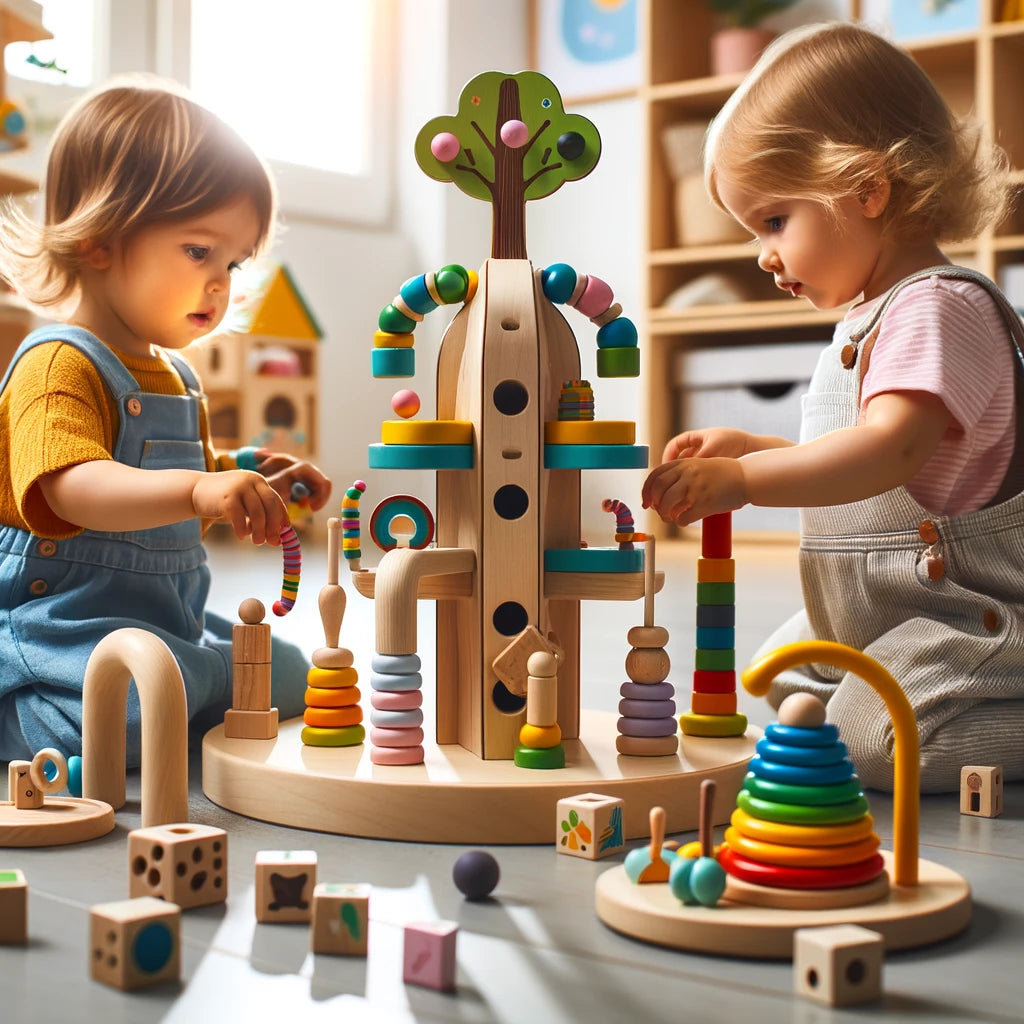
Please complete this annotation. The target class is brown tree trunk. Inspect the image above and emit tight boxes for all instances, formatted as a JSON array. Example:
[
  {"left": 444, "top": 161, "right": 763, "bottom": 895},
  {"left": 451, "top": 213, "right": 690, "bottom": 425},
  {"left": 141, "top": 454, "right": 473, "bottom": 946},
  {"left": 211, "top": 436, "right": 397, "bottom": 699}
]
[{"left": 491, "top": 78, "right": 528, "bottom": 259}]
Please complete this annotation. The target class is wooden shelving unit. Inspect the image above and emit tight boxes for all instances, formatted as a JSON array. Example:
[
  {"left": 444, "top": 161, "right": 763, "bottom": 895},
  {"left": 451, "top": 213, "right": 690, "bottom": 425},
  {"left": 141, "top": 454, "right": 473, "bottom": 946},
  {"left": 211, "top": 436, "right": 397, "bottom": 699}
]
[{"left": 641, "top": 0, "right": 1024, "bottom": 537}]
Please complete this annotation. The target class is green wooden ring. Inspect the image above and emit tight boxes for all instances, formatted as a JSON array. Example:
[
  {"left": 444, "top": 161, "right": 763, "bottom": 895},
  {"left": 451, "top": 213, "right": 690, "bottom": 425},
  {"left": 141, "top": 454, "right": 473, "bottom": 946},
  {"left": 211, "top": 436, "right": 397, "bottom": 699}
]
[
  {"left": 514, "top": 744, "right": 566, "bottom": 769},
  {"left": 743, "top": 773, "right": 864, "bottom": 807},
  {"left": 696, "top": 582, "right": 735, "bottom": 606},
  {"left": 378, "top": 304, "right": 417, "bottom": 333},
  {"left": 300, "top": 724, "right": 366, "bottom": 747},
  {"left": 736, "top": 788, "right": 871, "bottom": 825},
  {"left": 597, "top": 346, "right": 640, "bottom": 377},
  {"left": 695, "top": 648, "right": 735, "bottom": 671}
]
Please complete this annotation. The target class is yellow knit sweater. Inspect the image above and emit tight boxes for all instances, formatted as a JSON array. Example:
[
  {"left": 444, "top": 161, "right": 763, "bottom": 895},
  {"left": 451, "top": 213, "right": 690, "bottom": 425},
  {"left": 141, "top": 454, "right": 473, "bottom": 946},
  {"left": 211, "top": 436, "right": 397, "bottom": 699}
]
[{"left": 0, "top": 339, "right": 216, "bottom": 538}]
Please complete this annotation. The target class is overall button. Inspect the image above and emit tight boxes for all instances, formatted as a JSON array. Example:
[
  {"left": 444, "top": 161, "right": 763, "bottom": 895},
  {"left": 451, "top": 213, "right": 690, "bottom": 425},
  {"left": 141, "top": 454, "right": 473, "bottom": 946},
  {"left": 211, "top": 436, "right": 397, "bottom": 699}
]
[
  {"left": 36, "top": 539, "right": 57, "bottom": 557},
  {"left": 983, "top": 609, "right": 1001, "bottom": 632},
  {"left": 918, "top": 519, "right": 939, "bottom": 544},
  {"left": 28, "top": 579, "right": 48, "bottom": 596},
  {"left": 127, "top": 397, "right": 142, "bottom": 416}
]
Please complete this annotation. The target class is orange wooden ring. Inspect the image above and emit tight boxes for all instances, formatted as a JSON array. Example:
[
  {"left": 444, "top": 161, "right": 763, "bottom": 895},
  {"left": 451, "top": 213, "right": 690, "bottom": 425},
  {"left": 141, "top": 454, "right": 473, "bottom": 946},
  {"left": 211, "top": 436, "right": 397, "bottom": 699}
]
[
  {"left": 723, "top": 826, "right": 880, "bottom": 868},
  {"left": 696, "top": 558, "right": 735, "bottom": 584},
  {"left": 305, "top": 685, "right": 361, "bottom": 708},
  {"left": 730, "top": 807, "right": 876, "bottom": 848},
  {"left": 303, "top": 705, "right": 364, "bottom": 728},
  {"left": 690, "top": 690, "right": 737, "bottom": 716},
  {"left": 719, "top": 845, "right": 885, "bottom": 890}
]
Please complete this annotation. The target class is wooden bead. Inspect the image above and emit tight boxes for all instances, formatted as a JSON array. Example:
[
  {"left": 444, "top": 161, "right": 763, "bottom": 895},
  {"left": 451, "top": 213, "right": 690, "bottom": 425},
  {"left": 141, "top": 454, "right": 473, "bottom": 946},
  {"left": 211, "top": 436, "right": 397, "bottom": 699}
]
[
  {"left": 312, "top": 647, "right": 355, "bottom": 670},
  {"left": 591, "top": 301, "right": 623, "bottom": 328},
  {"left": 526, "top": 651, "right": 557, "bottom": 678},
  {"left": 519, "top": 722, "right": 562, "bottom": 749},
  {"left": 777, "top": 693, "right": 827, "bottom": 729},
  {"left": 238, "top": 598, "right": 265, "bottom": 624},
  {"left": 627, "top": 625, "right": 669, "bottom": 648},
  {"left": 615, "top": 733, "right": 679, "bottom": 757},
  {"left": 625, "top": 647, "right": 671, "bottom": 684}
]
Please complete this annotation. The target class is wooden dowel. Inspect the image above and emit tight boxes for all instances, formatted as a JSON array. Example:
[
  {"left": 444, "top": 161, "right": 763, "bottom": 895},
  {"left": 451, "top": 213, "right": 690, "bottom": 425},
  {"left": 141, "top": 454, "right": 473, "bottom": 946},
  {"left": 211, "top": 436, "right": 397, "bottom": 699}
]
[
  {"left": 644, "top": 534, "right": 656, "bottom": 628},
  {"left": 700, "top": 778, "right": 715, "bottom": 859},
  {"left": 326, "top": 517, "right": 340, "bottom": 586}
]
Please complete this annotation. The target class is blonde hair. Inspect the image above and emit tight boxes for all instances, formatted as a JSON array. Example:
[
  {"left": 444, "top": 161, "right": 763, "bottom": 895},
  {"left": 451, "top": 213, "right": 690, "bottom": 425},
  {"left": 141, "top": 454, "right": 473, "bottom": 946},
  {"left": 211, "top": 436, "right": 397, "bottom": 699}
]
[
  {"left": 705, "top": 22, "right": 1009, "bottom": 243},
  {"left": 0, "top": 75, "right": 277, "bottom": 310}
]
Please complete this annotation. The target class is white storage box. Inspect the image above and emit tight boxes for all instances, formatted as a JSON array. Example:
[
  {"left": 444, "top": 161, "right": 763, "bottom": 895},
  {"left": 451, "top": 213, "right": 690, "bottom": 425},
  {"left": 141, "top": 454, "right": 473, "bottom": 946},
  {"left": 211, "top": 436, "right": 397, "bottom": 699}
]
[{"left": 674, "top": 342, "right": 830, "bottom": 533}]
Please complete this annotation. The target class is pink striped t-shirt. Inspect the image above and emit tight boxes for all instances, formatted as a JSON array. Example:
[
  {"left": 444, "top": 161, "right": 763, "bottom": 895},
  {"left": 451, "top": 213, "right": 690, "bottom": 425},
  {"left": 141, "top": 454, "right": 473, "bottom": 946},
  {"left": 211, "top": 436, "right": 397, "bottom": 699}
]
[{"left": 848, "top": 275, "right": 1015, "bottom": 515}]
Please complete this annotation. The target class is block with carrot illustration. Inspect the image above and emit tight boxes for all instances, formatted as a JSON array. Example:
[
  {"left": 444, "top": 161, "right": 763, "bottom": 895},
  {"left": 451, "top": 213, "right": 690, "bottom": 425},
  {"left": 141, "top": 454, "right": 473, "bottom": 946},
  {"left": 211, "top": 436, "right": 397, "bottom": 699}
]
[{"left": 556, "top": 793, "right": 625, "bottom": 860}]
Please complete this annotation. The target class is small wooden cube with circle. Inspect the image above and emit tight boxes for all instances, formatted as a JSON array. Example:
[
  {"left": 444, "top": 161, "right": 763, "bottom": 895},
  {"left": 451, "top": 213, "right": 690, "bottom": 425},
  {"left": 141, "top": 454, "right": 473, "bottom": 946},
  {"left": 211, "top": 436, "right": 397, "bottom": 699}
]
[
  {"left": 403, "top": 920, "right": 458, "bottom": 992},
  {"left": 255, "top": 850, "right": 318, "bottom": 923},
  {"left": 794, "top": 924, "right": 883, "bottom": 1007},
  {"left": 960, "top": 765, "right": 1003, "bottom": 818},
  {"left": 128, "top": 822, "right": 227, "bottom": 909},
  {"left": 311, "top": 882, "right": 370, "bottom": 955},
  {"left": 89, "top": 896, "right": 181, "bottom": 991},
  {"left": 556, "top": 792, "right": 625, "bottom": 860},
  {"left": 0, "top": 869, "right": 27, "bottom": 944}
]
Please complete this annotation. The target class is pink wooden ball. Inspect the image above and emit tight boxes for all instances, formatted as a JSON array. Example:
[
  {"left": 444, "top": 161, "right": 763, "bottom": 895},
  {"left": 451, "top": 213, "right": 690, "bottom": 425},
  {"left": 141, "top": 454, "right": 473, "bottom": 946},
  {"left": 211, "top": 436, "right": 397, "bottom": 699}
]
[
  {"left": 391, "top": 388, "right": 421, "bottom": 419},
  {"left": 500, "top": 119, "right": 529, "bottom": 148},
  {"left": 430, "top": 132, "right": 460, "bottom": 162}
]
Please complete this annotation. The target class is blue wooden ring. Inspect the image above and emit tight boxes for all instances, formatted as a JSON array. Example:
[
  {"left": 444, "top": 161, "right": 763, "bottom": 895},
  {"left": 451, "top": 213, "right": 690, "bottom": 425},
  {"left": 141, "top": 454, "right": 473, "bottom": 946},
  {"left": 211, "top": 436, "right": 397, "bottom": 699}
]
[
  {"left": 368, "top": 443, "right": 473, "bottom": 470},
  {"left": 370, "top": 708, "right": 424, "bottom": 729},
  {"left": 370, "top": 671, "right": 424, "bottom": 692},
  {"left": 695, "top": 626, "right": 735, "bottom": 650},
  {"left": 544, "top": 546, "right": 644, "bottom": 572},
  {"left": 371, "top": 653, "right": 421, "bottom": 674},
  {"left": 748, "top": 755, "right": 854, "bottom": 786},
  {"left": 756, "top": 738, "right": 848, "bottom": 766},
  {"left": 400, "top": 274, "right": 438, "bottom": 315},
  {"left": 543, "top": 443, "right": 649, "bottom": 469},
  {"left": 765, "top": 722, "right": 840, "bottom": 747},
  {"left": 369, "top": 495, "right": 435, "bottom": 551},
  {"left": 371, "top": 346, "right": 415, "bottom": 378}
]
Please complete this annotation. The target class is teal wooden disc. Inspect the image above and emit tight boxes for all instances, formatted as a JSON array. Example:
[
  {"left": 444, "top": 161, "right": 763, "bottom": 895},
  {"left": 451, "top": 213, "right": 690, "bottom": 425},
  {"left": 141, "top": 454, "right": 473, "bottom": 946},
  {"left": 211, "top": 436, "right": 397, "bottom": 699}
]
[
  {"left": 544, "top": 546, "right": 644, "bottom": 573},
  {"left": 756, "top": 738, "right": 848, "bottom": 767},
  {"left": 371, "top": 347, "right": 415, "bottom": 378},
  {"left": 514, "top": 744, "right": 566, "bottom": 769},
  {"left": 368, "top": 443, "right": 473, "bottom": 470},
  {"left": 742, "top": 773, "right": 864, "bottom": 807},
  {"left": 543, "top": 443, "right": 649, "bottom": 469},
  {"left": 736, "top": 789, "right": 870, "bottom": 825}
]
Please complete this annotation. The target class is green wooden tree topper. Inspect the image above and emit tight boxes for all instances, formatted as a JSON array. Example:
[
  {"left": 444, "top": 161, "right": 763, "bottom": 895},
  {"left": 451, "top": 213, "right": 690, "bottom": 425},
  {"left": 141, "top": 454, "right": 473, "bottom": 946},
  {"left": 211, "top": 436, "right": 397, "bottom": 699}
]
[{"left": 415, "top": 71, "right": 601, "bottom": 260}]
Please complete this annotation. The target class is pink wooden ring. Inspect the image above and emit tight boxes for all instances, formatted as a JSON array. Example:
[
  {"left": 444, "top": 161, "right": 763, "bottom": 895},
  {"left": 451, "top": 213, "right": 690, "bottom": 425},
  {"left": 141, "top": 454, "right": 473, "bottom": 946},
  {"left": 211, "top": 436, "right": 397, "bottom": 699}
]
[
  {"left": 371, "top": 726, "right": 425, "bottom": 747},
  {"left": 371, "top": 744, "right": 425, "bottom": 765},
  {"left": 371, "top": 689, "right": 424, "bottom": 711},
  {"left": 574, "top": 274, "right": 614, "bottom": 317}
]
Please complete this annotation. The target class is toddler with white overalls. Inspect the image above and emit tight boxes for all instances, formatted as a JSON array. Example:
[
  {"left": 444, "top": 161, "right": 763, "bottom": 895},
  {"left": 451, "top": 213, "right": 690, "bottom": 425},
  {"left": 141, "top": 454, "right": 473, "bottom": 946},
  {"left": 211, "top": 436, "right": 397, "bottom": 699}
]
[
  {"left": 642, "top": 24, "right": 1024, "bottom": 792},
  {"left": 0, "top": 78, "right": 330, "bottom": 764}
]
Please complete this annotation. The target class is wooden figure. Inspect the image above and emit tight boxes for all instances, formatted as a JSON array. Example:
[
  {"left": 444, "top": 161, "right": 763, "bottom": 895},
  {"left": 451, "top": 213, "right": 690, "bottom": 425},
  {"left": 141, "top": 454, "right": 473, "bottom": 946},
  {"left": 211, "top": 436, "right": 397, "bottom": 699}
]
[
  {"left": 794, "top": 924, "right": 884, "bottom": 1006},
  {"left": 89, "top": 896, "right": 181, "bottom": 991},
  {"left": 6, "top": 747, "right": 64, "bottom": 810},
  {"left": 255, "top": 850, "right": 317, "bottom": 923},
  {"left": 311, "top": 882, "right": 370, "bottom": 955},
  {"left": 128, "top": 822, "right": 227, "bottom": 909},
  {"left": 224, "top": 598, "right": 279, "bottom": 740},
  {"left": 0, "top": 867, "right": 27, "bottom": 943},
  {"left": 514, "top": 650, "right": 565, "bottom": 768},
  {"left": 182, "top": 263, "right": 323, "bottom": 464},
  {"left": 556, "top": 792, "right": 624, "bottom": 860},
  {"left": 403, "top": 920, "right": 458, "bottom": 992},
  {"left": 960, "top": 765, "right": 1003, "bottom": 818}
]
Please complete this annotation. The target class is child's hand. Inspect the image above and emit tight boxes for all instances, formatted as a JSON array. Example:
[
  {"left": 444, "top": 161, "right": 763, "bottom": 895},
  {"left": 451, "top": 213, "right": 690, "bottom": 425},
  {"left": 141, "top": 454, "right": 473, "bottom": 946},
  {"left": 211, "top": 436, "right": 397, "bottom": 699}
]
[
  {"left": 250, "top": 449, "right": 333, "bottom": 511},
  {"left": 191, "top": 470, "right": 289, "bottom": 544},
  {"left": 663, "top": 428, "right": 755, "bottom": 463},
  {"left": 642, "top": 457, "right": 747, "bottom": 526}
]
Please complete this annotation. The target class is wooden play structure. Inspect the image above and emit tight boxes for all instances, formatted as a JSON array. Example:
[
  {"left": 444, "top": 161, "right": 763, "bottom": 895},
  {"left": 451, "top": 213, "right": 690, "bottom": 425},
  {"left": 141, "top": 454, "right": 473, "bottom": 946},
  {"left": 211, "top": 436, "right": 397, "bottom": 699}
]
[
  {"left": 202, "top": 71, "right": 759, "bottom": 843},
  {"left": 595, "top": 642, "right": 972, "bottom": 957}
]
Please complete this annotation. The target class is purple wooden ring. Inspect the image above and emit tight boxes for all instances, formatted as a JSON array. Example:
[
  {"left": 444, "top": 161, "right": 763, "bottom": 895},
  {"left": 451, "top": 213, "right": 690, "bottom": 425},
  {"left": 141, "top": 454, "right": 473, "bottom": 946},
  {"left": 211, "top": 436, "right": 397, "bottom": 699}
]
[
  {"left": 617, "top": 715, "right": 679, "bottom": 738},
  {"left": 618, "top": 698, "right": 677, "bottom": 719},
  {"left": 619, "top": 680, "right": 675, "bottom": 701}
]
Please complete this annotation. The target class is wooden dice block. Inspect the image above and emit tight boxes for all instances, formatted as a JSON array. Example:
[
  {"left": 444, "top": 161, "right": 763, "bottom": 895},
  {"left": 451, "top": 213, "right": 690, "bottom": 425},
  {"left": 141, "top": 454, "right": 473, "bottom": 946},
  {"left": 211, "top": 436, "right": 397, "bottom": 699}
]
[
  {"left": 129, "top": 822, "right": 227, "bottom": 909},
  {"left": 556, "top": 792, "right": 625, "bottom": 860},
  {"left": 255, "top": 850, "right": 317, "bottom": 923},
  {"left": 311, "top": 882, "right": 370, "bottom": 955},
  {"left": 0, "top": 869, "right": 27, "bottom": 944},
  {"left": 89, "top": 897, "right": 180, "bottom": 991},
  {"left": 403, "top": 920, "right": 457, "bottom": 991},
  {"left": 960, "top": 765, "right": 1003, "bottom": 818},
  {"left": 794, "top": 924, "right": 883, "bottom": 1007}
]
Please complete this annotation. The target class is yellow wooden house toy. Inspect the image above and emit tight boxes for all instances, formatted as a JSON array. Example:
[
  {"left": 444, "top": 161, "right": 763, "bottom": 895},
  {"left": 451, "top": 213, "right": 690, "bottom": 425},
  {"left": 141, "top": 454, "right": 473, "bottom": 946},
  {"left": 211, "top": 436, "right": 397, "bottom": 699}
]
[{"left": 184, "top": 263, "right": 323, "bottom": 464}]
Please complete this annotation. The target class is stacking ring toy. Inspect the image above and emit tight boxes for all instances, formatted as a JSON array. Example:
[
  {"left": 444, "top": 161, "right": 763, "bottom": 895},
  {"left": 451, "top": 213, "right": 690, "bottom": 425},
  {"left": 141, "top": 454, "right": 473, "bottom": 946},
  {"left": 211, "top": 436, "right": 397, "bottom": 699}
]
[
  {"left": 718, "top": 846, "right": 885, "bottom": 890},
  {"left": 736, "top": 789, "right": 870, "bottom": 825},
  {"left": 765, "top": 722, "right": 840, "bottom": 747},
  {"left": 755, "top": 737, "right": 849, "bottom": 767},
  {"left": 369, "top": 495, "right": 435, "bottom": 551},
  {"left": 742, "top": 773, "right": 864, "bottom": 807},
  {"left": 729, "top": 807, "right": 876, "bottom": 848},
  {"left": 723, "top": 827, "right": 880, "bottom": 869},
  {"left": 748, "top": 755, "right": 854, "bottom": 787},
  {"left": 273, "top": 525, "right": 301, "bottom": 615}
]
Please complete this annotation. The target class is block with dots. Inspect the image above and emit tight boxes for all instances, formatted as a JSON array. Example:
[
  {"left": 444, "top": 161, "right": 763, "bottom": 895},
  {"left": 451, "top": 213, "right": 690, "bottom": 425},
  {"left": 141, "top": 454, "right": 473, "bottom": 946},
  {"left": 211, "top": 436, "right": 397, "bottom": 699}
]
[
  {"left": 794, "top": 924, "right": 883, "bottom": 1007},
  {"left": 128, "top": 822, "right": 227, "bottom": 910},
  {"left": 89, "top": 897, "right": 181, "bottom": 991}
]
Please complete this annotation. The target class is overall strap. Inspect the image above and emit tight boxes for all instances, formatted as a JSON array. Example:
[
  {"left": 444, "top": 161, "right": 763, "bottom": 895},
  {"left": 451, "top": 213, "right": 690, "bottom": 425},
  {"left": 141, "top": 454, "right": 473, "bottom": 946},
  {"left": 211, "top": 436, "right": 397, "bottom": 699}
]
[{"left": 164, "top": 349, "right": 202, "bottom": 393}]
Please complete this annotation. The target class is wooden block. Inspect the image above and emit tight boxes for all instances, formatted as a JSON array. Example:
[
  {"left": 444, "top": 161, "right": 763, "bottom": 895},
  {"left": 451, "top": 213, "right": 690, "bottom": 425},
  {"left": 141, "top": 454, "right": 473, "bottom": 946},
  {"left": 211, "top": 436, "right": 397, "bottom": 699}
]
[
  {"left": 794, "top": 924, "right": 883, "bottom": 1006},
  {"left": 232, "top": 621, "right": 271, "bottom": 663},
  {"left": 89, "top": 897, "right": 180, "bottom": 990},
  {"left": 128, "top": 823, "right": 227, "bottom": 909},
  {"left": 690, "top": 690, "right": 737, "bottom": 715},
  {"left": 311, "top": 882, "right": 370, "bottom": 955},
  {"left": 0, "top": 869, "right": 27, "bottom": 944},
  {"left": 380, "top": 419, "right": 474, "bottom": 445},
  {"left": 223, "top": 707, "right": 278, "bottom": 740},
  {"left": 403, "top": 921, "right": 457, "bottom": 991},
  {"left": 255, "top": 850, "right": 317, "bottom": 923},
  {"left": 7, "top": 761, "right": 43, "bottom": 810},
  {"left": 625, "top": 647, "right": 670, "bottom": 684},
  {"left": 960, "top": 765, "right": 1003, "bottom": 817},
  {"left": 491, "top": 625, "right": 563, "bottom": 698},
  {"left": 696, "top": 557, "right": 735, "bottom": 584},
  {"left": 701, "top": 512, "right": 732, "bottom": 558},
  {"left": 232, "top": 662, "right": 272, "bottom": 711},
  {"left": 543, "top": 420, "right": 636, "bottom": 445},
  {"left": 557, "top": 792, "right": 625, "bottom": 860}
]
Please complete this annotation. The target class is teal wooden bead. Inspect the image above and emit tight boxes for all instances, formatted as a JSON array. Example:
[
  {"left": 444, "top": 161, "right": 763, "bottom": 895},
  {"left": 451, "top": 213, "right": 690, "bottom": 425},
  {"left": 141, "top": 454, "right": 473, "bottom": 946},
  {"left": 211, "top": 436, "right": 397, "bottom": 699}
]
[
  {"left": 371, "top": 347, "right": 415, "bottom": 378},
  {"left": 670, "top": 855, "right": 726, "bottom": 907},
  {"left": 597, "top": 346, "right": 640, "bottom": 377},
  {"left": 67, "top": 754, "right": 82, "bottom": 798},
  {"left": 378, "top": 304, "right": 416, "bottom": 333},
  {"left": 234, "top": 445, "right": 260, "bottom": 471},
  {"left": 596, "top": 316, "right": 638, "bottom": 348},
  {"left": 400, "top": 274, "right": 438, "bottom": 315},
  {"left": 695, "top": 626, "right": 735, "bottom": 650},
  {"left": 541, "top": 263, "right": 577, "bottom": 304},
  {"left": 435, "top": 264, "right": 469, "bottom": 303}
]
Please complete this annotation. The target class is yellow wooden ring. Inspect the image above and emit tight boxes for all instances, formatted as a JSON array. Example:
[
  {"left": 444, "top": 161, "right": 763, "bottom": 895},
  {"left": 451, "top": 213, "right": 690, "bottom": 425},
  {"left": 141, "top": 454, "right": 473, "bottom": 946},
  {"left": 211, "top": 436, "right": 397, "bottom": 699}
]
[
  {"left": 543, "top": 420, "right": 636, "bottom": 445},
  {"left": 305, "top": 685, "right": 362, "bottom": 708},
  {"left": 678, "top": 840, "right": 724, "bottom": 859},
  {"left": 697, "top": 558, "right": 735, "bottom": 583},
  {"left": 304, "top": 705, "right": 364, "bottom": 728},
  {"left": 306, "top": 666, "right": 358, "bottom": 689},
  {"left": 380, "top": 420, "right": 474, "bottom": 445},
  {"left": 723, "top": 826, "right": 880, "bottom": 868},
  {"left": 679, "top": 711, "right": 747, "bottom": 737},
  {"left": 730, "top": 807, "right": 876, "bottom": 847},
  {"left": 374, "top": 330, "right": 414, "bottom": 348},
  {"left": 690, "top": 690, "right": 737, "bottom": 716},
  {"left": 519, "top": 722, "right": 561, "bottom": 749}
]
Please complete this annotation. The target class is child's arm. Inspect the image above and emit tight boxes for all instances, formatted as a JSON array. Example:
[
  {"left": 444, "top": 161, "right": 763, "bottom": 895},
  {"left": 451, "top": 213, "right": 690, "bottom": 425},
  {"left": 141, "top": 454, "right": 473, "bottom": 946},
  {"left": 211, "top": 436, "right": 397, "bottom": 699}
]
[
  {"left": 38, "top": 461, "right": 288, "bottom": 544},
  {"left": 662, "top": 427, "right": 794, "bottom": 463},
  {"left": 643, "top": 391, "right": 951, "bottom": 525},
  {"left": 236, "top": 448, "right": 333, "bottom": 511}
]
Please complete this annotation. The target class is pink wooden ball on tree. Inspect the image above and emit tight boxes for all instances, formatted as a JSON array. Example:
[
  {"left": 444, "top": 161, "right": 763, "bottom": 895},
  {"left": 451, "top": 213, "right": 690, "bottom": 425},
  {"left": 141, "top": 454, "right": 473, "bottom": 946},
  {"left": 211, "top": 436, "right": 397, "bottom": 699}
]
[
  {"left": 499, "top": 119, "right": 529, "bottom": 148},
  {"left": 430, "top": 132, "right": 460, "bottom": 162},
  {"left": 391, "top": 388, "right": 421, "bottom": 419}
]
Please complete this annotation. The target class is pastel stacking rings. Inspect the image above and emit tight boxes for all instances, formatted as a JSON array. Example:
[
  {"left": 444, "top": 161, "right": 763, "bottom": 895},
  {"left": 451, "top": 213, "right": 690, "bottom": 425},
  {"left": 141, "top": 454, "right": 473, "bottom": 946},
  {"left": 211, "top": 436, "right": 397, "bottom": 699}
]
[
  {"left": 723, "top": 827, "right": 881, "bottom": 868},
  {"left": 369, "top": 495, "right": 435, "bottom": 551},
  {"left": 764, "top": 722, "right": 840, "bottom": 747},
  {"left": 729, "top": 807, "right": 876, "bottom": 848},
  {"left": 742, "top": 774, "right": 863, "bottom": 807},
  {"left": 748, "top": 755, "right": 854, "bottom": 787},
  {"left": 755, "top": 737, "right": 848, "bottom": 767},
  {"left": 736, "top": 789, "right": 870, "bottom": 825},
  {"left": 718, "top": 847, "right": 886, "bottom": 890}
]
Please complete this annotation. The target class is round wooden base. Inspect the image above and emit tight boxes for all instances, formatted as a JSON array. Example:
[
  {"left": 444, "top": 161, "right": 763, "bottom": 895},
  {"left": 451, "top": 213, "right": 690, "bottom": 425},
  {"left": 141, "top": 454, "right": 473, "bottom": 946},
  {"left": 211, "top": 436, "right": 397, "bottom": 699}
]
[
  {"left": 0, "top": 797, "right": 115, "bottom": 847},
  {"left": 202, "top": 709, "right": 760, "bottom": 844},
  {"left": 595, "top": 850, "right": 971, "bottom": 958}
]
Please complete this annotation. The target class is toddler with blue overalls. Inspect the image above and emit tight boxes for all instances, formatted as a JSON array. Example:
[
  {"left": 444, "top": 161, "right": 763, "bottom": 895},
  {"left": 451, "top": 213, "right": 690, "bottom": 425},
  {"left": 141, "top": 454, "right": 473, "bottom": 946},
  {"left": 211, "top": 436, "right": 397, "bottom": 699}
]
[
  {"left": 0, "top": 77, "right": 330, "bottom": 764},
  {"left": 643, "top": 24, "right": 1024, "bottom": 792}
]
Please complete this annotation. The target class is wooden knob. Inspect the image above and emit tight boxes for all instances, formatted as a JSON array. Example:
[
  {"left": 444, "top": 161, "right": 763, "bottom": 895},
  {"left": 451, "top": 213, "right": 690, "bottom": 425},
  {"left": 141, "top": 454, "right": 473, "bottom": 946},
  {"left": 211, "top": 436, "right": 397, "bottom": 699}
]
[
  {"left": 777, "top": 692, "right": 826, "bottom": 729},
  {"left": 527, "top": 651, "right": 557, "bottom": 678},
  {"left": 239, "top": 598, "right": 266, "bottom": 624}
]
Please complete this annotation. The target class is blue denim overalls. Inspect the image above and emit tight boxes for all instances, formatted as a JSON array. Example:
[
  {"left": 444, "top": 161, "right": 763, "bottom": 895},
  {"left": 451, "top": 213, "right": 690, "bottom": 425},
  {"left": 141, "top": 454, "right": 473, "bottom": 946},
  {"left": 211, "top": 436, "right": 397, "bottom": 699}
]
[{"left": 0, "top": 325, "right": 308, "bottom": 764}]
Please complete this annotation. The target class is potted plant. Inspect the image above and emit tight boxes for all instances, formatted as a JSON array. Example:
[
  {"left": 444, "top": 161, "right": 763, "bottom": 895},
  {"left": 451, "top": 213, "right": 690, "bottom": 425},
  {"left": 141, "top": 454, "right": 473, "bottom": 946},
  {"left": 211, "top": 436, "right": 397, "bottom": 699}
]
[{"left": 705, "top": 0, "right": 800, "bottom": 76}]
